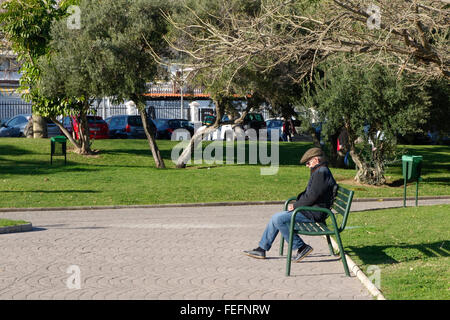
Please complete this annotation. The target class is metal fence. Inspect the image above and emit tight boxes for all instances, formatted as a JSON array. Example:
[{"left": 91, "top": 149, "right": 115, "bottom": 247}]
[
  {"left": 0, "top": 99, "right": 32, "bottom": 120},
  {"left": 0, "top": 97, "right": 272, "bottom": 122}
]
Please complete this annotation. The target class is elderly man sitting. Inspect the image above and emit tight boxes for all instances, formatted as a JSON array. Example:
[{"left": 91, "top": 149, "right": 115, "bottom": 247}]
[{"left": 244, "top": 147, "right": 337, "bottom": 262}]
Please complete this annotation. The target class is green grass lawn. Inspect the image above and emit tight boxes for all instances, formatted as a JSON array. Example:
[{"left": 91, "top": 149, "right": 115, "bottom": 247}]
[
  {"left": 339, "top": 204, "right": 449, "bottom": 300},
  {"left": 0, "top": 218, "right": 29, "bottom": 227},
  {"left": 0, "top": 138, "right": 449, "bottom": 208}
]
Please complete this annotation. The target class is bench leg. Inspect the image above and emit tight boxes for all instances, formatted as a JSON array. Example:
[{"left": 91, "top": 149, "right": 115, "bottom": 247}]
[
  {"left": 326, "top": 235, "right": 335, "bottom": 256},
  {"left": 279, "top": 235, "right": 284, "bottom": 256},
  {"left": 285, "top": 226, "right": 295, "bottom": 276},
  {"left": 334, "top": 231, "right": 350, "bottom": 276}
]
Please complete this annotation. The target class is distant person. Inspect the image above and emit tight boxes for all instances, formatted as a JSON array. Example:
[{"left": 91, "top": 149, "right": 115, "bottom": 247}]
[{"left": 243, "top": 147, "right": 337, "bottom": 262}]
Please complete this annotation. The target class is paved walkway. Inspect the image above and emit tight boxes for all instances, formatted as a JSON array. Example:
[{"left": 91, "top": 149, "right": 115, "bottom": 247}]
[{"left": 0, "top": 199, "right": 448, "bottom": 300}]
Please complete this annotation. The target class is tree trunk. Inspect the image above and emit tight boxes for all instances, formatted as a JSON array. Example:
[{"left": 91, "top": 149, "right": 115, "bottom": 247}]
[
  {"left": 32, "top": 114, "right": 47, "bottom": 138},
  {"left": 133, "top": 96, "right": 166, "bottom": 169},
  {"left": 176, "top": 97, "right": 225, "bottom": 168},
  {"left": 75, "top": 107, "right": 94, "bottom": 155},
  {"left": 309, "top": 127, "right": 321, "bottom": 147},
  {"left": 349, "top": 147, "right": 386, "bottom": 185},
  {"left": 49, "top": 116, "right": 83, "bottom": 151},
  {"left": 141, "top": 108, "right": 166, "bottom": 169},
  {"left": 175, "top": 124, "right": 220, "bottom": 168}
]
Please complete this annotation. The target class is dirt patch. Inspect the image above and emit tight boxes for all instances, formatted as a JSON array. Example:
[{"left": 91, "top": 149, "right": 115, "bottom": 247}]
[{"left": 337, "top": 178, "right": 403, "bottom": 189}]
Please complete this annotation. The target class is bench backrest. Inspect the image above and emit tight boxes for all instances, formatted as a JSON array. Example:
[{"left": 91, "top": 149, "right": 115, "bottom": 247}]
[{"left": 331, "top": 185, "right": 354, "bottom": 232}]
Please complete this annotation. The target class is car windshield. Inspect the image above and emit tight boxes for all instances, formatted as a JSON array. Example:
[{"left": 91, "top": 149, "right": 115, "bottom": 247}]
[
  {"left": 153, "top": 119, "right": 166, "bottom": 127},
  {"left": 248, "top": 114, "right": 264, "bottom": 121},
  {"left": 268, "top": 120, "right": 283, "bottom": 128},
  {"left": 87, "top": 117, "right": 105, "bottom": 124},
  {"left": 168, "top": 120, "right": 191, "bottom": 128},
  {"left": 128, "top": 116, "right": 143, "bottom": 127}
]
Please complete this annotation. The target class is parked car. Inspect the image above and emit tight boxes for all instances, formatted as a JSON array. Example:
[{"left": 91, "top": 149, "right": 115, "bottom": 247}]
[
  {"left": 242, "top": 113, "right": 266, "bottom": 132},
  {"left": 152, "top": 118, "right": 194, "bottom": 140},
  {"left": 266, "top": 119, "right": 284, "bottom": 141},
  {"left": 43, "top": 118, "right": 63, "bottom": 138},
  {"left": 0, "top": 114, "right": 31, "bottom": 137},
  {"left": 63, "top": 115, "right": 109, "bottom": 140},
  {"left": 0, "top": 114, "right": 62, "bottom": 138},
  {"left": 105, "top": 115, "right": 153, "bottom": 139},
  {"left": 0, "top": 117, "right": 10, "bottom": 128}
]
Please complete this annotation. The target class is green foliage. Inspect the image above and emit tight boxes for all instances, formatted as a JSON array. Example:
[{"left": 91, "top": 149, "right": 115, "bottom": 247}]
[
  {"left": 38, "top": 0, "right": 174, "bottom": 106},
  {"left": 423, "top": 78, "right": 450, "bottom": 138},
  {"left": 0, "top": 0, "right": 81, "bottom": 117},
  {"left": 302, "top": 60, "right": 431, "bottom": 182}
]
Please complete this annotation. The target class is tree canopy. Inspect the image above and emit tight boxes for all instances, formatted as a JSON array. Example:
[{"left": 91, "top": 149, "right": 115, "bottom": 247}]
[
  {"left": 302, "top": 59, "right": 430, "bottom": 184},
  {"left": 37, "top": 0, "right": 175, "bottom": 164}
]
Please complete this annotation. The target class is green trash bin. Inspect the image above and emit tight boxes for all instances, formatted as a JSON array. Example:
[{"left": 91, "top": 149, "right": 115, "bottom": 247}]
[
  {"left": 51, "top": 135, "right": 67, "bottom": 165},
  {"left": 402, "top": 155, "right": 423, "bottom": 207}
]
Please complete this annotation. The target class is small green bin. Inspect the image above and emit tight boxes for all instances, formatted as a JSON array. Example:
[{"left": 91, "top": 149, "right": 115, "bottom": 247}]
[
  {"left": 402, "top": 155, "right": 423, "bottom": 181},
  {"left": 402, "top": 155, "right": 423, "bottom": 207},
  {"left": 51, "top": 135, "right": 67, "bottom": 165}
]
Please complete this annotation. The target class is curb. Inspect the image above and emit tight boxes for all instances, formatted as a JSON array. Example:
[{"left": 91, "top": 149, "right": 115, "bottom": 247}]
[
  {"left": 0, "top": 223, "right": 33, "bottom": 235},
  {"left": 327, "top": 236, "right": 386, "bottom": 300},
  {"left": 0, "top": 196, "right": 449, "bottom": 213}
]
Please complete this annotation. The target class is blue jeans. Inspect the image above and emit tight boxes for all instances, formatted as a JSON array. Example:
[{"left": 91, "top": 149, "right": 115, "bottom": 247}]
[{"left": 258, "top": 210, "right": 313, "bottom": 251}]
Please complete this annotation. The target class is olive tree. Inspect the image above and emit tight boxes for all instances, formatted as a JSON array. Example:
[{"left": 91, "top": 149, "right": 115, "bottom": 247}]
[
  {"left": 38, "top": 0, "right": 174, "bottom": 165},
  {"left": 302, "top": 60, "right": 430, "bottom": 185},
  {"left": 0, "top": 0, "right": 79, "bottom": 139}
]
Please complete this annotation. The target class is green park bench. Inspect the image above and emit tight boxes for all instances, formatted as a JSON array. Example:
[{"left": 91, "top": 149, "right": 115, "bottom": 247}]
[{"left": 279, "top": 185, "right": 355, "bottom": 277}]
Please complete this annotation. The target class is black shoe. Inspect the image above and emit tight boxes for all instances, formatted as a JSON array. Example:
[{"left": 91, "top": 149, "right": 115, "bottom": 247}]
[
  {"left": 292, "top": 244, "right": 313, "bottom": 263},
  {"left": 243, "top": 247, "right": 266, "bottom": 259}
]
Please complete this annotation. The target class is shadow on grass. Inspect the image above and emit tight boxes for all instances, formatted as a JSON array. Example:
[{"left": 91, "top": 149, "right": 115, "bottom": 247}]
[
  {"left": 0, "top": 144, "right": 35, "bottom": 156},
  {"left": 347, "top": 241, "right": 449, "bottom": 265},
  {"left": 0, "top": 162, "right": 100, "bottom": 175},
  {"left": 388, "top": 176, "right": 450, "bottom": 187},
  {"left": 1, "top": 190, "right": 100, "bottom": 193}
]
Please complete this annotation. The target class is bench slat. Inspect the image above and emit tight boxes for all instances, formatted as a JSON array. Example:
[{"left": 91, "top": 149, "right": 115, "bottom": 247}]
[
  {"left": 336, "top": 191, "right": 350, "bottom": 202},
  {"left": 334, "top": 198, "right": 348, "bottom": 210},
  {"left": 338, "top": 187, "right": 352, "bottom": 196},
  {"left": 295, "top": 222, "right": 333, "bottom": 235},
  {"left": 332, "top": 205, "right": 346, "bottom": 216}
]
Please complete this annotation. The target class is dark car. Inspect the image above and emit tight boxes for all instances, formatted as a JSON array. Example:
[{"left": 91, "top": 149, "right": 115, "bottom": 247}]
[
  {"left": 63, "top": 115, "right": 109, "bottom": 140},
  {"left": 105, "top": 115, "right": 158, "bottom": 139},
  {"left": 266, "top": 119, "right": 284, "bottom": 141},
  {"left": 243, "top": 113, "right": 266, "bottom": 132},
  {"left": 0, "top": 117, "right": 10, "bottom": 127},
  {"left": 153, "top": 119, "right": 194, "bottom": 140},
  {"left": 0, "top": 114, "right": 62, "bottom": 138},
  {"left": 106, "top": 115, "right": 144, "bottom": 139},
  {"left": 0, "top": 114, "right": 31, "bottom": 137}
]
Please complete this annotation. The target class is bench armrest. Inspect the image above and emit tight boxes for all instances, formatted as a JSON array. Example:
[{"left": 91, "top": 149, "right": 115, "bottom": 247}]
[
  {"left": 290, "top": 206, "right": 339, "bottom": 232},
  {"left": 284, "top": 196, "right": 298, "bottom": 211}
]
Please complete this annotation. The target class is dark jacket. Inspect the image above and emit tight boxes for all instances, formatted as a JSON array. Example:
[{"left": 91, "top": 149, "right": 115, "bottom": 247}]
[{"left": 293, "top": 162, "right": 336, "bottom": 222}]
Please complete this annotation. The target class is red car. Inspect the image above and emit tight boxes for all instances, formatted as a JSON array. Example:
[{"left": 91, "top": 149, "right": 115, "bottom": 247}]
[{"left": 63, "top": 115, "right": 109, "bottom": 140}]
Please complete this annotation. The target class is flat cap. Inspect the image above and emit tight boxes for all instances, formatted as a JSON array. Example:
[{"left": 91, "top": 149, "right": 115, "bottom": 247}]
[{"left": 300, "top": 147, "right": 323, "bottom": 164}]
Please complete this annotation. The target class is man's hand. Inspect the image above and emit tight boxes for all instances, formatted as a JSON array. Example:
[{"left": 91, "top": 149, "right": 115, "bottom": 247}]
[{"left": 288, "top": 204, "right": 294, "bottom": 211}]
